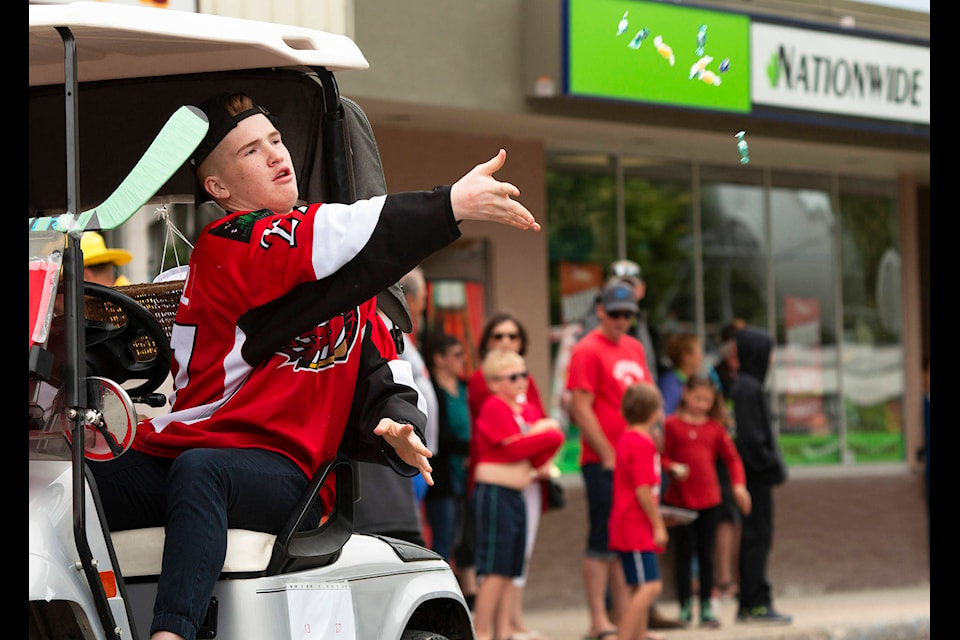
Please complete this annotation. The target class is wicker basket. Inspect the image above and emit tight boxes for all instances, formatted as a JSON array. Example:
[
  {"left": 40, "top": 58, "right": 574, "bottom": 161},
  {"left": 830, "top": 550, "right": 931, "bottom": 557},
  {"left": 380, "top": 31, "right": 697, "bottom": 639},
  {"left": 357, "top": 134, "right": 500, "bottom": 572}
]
[{"left": 85, "top": 280, "right": 184, "bottom": 362}]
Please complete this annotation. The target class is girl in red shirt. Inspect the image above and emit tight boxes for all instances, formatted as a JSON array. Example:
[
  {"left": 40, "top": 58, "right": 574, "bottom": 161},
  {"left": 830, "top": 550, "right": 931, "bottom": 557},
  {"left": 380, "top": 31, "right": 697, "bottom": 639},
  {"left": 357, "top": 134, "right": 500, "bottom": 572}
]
[{"left": 662, "top": 374, "right": 751, "bottom": 629}]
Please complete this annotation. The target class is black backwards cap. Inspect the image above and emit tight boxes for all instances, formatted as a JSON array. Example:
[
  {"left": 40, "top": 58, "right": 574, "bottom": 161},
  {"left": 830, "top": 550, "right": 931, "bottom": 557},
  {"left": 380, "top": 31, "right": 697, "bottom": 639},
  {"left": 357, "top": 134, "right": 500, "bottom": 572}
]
[{"left": 190, "top": 93, "right": 274, "bottom": 167}]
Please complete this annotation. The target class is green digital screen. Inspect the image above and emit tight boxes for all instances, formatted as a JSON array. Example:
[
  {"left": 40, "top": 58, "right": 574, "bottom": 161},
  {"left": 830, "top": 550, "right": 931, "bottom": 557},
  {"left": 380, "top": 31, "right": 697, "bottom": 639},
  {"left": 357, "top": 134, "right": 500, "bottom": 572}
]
[{"left": 565, "top": 0, "right": 751, "bottom": 113}]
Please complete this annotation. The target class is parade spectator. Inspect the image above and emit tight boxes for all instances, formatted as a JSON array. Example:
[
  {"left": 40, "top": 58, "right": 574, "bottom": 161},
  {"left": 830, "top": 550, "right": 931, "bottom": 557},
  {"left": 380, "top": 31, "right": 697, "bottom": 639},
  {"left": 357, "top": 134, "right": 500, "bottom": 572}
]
[
  {"left": 609, "top": 382, "right": 668, "bottom": 640},
  {"left": 581, "top": 260, "right": 659, "bottom": 382},
  {"left": 658, "top": 332, "right": 707, "bottom": 416},
  {"left": 471, "top": 349, "right": 564, "bottom": 640},
  {"left": 711, "top": 320, "right": 745, "bottom": 603},
  {"left": 729, "top": 326, "right": 792, "bottom": 625},
  {"left": 566, "top": 281, "right": 654, "bottom": 640},
  {"left": 661, "top": 374, "right": 750, "bottom": 628},
  {"left": 468, "top": 311, "right": 550, "bottom": 637},
  {"left": 423, "top": 332, "right": 475, "bottom": 603}
]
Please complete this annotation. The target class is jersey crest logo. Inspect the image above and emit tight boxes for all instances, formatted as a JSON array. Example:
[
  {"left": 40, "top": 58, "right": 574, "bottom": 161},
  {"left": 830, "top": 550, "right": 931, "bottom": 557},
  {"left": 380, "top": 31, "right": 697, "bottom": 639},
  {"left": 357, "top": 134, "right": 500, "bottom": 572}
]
[
  {"left": 277, "top": 308, "right": 360, "bottom": 372},
  {"left": 260, "top": 217, "right": 300, "bottom": 249},
  {"left": 210, "top": 209, "right": 273, "bottom": 243}
]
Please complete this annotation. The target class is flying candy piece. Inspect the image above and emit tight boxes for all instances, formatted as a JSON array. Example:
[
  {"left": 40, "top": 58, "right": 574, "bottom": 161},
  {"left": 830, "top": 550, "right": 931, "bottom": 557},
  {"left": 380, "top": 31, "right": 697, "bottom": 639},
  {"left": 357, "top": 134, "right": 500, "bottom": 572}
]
[
  {"left": 696, "top": 24, "right": 707, "bottom": 57},
  {"left": 617, "top": 12, "right": 629, "bottom": 35},
  {"left": 719, "top": 58, "right": 730, "bottom": 73},
  {"left": 653, "top": 35, "right": 675, "bottom": 66},
  {"left": 735, "top": 131, "right": 750, "bottom": 164},
  {"left": 699, "top": 70, "right": 721, "bottom": 86},
  {"left": 628, "top": 28, "right": 649, "bottom": 50},
  {"left": 689, "top": 55, "right": 713, "bottom": 80}
]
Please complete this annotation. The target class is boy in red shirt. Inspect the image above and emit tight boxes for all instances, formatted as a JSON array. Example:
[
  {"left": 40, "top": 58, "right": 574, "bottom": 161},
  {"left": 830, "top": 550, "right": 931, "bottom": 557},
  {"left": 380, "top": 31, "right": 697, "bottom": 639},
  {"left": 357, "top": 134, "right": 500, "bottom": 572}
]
[
  {"left": 609, "top": 382, "right": 668, "bottom": 640},
  {"left": 471, "top": 348, "right": 564, "bottom": 640}
]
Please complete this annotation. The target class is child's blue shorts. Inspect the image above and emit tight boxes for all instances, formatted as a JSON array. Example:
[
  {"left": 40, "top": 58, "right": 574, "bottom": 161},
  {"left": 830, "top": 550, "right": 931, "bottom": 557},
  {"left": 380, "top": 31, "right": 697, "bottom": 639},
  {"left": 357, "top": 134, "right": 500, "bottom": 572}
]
[
  {"left": 618, "top": 550, "right": 662, "bottom": 586},
  {"left": 474, "top": 482, "right": 527, "bottom": 578}
]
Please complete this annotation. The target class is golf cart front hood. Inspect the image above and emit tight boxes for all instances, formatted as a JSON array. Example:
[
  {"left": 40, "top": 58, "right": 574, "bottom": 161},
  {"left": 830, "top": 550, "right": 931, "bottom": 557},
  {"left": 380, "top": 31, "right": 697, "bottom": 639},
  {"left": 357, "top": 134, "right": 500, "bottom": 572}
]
[{"left": 29, "top": 1, "right": 369, "bottom": 87}]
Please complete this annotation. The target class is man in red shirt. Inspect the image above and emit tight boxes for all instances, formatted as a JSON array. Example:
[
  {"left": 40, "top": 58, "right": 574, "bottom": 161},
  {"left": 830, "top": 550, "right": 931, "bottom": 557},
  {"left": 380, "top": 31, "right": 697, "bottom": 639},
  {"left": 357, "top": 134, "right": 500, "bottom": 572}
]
[
  {"left": 566, "top": 281, "right": 653, "bottom": 640},
  {"left": 90, "top": 92, "right": 541, "bottom": 640}
]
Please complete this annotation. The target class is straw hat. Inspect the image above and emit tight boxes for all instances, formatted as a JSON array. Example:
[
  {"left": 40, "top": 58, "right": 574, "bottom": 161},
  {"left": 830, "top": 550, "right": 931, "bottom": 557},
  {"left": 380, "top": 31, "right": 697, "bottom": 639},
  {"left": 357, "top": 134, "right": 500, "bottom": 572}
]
[{"left": 81, "top": 232, "right": 132, "bottom": 267}]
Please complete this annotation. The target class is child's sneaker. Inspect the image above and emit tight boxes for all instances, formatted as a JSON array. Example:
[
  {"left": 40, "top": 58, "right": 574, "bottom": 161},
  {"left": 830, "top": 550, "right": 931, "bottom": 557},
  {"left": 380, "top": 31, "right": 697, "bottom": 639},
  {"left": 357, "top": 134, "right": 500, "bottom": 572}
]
[
  {"left": 699, "top": 604, "right": 721, "bottom": 629},
  {"left": 736, "top": 606, "right": 793, "bottom": 625},
  {"left": 678, "top": 601, "right": 693, "bottom": 627}
]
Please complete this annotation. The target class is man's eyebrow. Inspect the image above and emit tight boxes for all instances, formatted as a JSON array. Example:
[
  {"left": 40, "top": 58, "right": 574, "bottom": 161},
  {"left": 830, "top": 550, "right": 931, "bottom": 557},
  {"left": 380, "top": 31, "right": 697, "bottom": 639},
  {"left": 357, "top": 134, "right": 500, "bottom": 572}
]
[{"left": 235, "top": 129, "right": 281, "bottom": 155}]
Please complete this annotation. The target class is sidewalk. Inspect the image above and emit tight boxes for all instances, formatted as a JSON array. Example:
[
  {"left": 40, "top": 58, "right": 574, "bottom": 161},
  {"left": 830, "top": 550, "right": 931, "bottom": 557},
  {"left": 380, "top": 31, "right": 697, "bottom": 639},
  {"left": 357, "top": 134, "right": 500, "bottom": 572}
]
[{"left": 522, "top": 585, "right": 930, "bottom": 640}]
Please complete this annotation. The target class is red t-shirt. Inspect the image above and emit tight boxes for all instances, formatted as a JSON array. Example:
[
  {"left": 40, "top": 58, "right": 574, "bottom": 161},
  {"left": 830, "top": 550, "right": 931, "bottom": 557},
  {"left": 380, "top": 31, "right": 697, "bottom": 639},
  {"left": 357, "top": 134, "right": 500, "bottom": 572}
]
[
  {"left": 473, "top": 395, "right": 564, "bottom": 468},
  {"left": 565, "top": 329, "right": 652, "bottom": 465},
  {"left": 609, "top": 429, "right": 662, "bottom": 552},
  {"left": 662, "top": 414, "right": 746, "bottom": 510}
]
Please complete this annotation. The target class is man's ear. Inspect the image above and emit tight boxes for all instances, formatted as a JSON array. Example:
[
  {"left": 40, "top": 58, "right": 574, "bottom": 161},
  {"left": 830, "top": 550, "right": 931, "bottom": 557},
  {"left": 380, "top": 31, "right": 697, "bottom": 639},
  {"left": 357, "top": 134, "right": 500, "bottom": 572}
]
[{"left": 203, "top": 175, "right": 228, "bottom": 200}]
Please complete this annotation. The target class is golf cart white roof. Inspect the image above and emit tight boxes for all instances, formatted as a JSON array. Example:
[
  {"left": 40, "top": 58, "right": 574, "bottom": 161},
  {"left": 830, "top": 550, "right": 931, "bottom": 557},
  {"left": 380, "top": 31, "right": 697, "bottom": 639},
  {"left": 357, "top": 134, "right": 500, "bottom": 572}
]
[{"left": 29, "top": 1, "right": 369, "bottom": 87}]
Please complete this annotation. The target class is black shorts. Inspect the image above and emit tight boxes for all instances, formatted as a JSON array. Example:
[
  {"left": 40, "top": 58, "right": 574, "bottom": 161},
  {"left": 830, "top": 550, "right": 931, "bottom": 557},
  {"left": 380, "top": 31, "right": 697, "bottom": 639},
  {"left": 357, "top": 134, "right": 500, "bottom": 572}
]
[
  {"left": 582, "top": 463, "right": 616, "bottom": 560},
  {"left": 474, "top": 483, "right": 527, "bottom": 578}
]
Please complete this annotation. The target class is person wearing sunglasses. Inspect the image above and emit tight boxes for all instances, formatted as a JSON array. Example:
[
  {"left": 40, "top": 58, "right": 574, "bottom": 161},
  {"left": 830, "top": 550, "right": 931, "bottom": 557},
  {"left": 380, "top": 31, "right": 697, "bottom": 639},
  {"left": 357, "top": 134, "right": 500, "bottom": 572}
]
[
  {"left": 580, "top": 260, "right": 660, "bottom": 384},
  {"left": 566, "top": 281, "right": 656, "bottom": 640},
  {"left": 467, "top": 310, "right": 552, "bottom": 640},
  {"left": 471, "top": 348, "right": 564, "bottom": 640}
]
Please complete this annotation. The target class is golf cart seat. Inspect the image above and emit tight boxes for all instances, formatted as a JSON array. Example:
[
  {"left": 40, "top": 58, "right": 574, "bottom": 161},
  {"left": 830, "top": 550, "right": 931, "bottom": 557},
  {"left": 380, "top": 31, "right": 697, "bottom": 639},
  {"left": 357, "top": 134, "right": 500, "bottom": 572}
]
[
  {"left": 110, "top": 452, "right": 358, "bottom": 580},
  {"left": 83, "top": 279, "right": 360, "bottom": 579}
]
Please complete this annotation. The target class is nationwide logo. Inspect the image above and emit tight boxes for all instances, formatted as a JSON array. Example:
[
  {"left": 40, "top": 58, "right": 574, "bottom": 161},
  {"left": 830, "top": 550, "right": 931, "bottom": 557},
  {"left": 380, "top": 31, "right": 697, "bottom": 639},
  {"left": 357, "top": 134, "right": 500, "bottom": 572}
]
[{"left": 765, "top": 45, "right": 923, "bottom": 107}]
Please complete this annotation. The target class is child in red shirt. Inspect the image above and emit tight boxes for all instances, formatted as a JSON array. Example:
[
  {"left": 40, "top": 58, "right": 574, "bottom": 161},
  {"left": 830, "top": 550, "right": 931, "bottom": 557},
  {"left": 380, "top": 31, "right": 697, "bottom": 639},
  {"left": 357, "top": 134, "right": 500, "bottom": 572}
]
[
  {"left": 609, "top": 382, "right": 668, "bottom": 640},
  {"left": 471, "top": 348, "right": 564, "bottom": 640},
  {"left": 662, "top": 374, "right": 751, "bottom": 628}
]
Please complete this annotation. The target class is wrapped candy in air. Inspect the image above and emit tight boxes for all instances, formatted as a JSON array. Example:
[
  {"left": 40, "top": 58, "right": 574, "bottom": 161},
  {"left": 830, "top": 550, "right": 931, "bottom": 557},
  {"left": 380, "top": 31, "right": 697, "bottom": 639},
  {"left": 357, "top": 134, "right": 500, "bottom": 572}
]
[
  {"left": 735, "top": 131, "right": 750, "bottom": 164},
  {"left": 628, "top": 28, "right": 649, "bottom": 50},
  {"left": 653, "top": 35, "right": 675, "bottom": 66}
]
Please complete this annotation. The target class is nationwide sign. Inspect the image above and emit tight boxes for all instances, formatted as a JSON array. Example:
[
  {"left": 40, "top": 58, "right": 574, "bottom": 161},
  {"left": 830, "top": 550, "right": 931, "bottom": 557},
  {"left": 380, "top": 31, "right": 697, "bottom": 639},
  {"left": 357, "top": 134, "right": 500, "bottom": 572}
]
[{"left": 751, "top": 22, "right": 929, "bottom": 125}]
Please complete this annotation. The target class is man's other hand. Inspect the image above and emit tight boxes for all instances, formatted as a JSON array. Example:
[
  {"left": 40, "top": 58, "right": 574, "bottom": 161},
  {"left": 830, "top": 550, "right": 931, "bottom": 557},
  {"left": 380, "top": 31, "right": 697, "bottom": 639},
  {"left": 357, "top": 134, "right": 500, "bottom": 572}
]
[{"left": 374, "top": 418, "right": 434, "bottom": 486}]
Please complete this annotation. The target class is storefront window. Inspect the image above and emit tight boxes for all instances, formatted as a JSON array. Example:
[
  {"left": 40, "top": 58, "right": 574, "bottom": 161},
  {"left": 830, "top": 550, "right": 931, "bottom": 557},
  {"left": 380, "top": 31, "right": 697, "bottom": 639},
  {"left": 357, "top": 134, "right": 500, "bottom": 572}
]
[
  {"left": 838, "top": 177, "right": 904, "bottom": 463},
  {"left": 699, "top": 166, "right": 768, "bottom": 357},
  {"left": 546, "top": 154, "right": 617, "bottom": 327},
  {"left": 622, "top": 158, "right": 692, "bottom": 373},
  {"left": 769, "top": 171, "right": 840, "bottom": 464},
  {"left": 545, "top": 154, "right": 906, "bottom": 470}
]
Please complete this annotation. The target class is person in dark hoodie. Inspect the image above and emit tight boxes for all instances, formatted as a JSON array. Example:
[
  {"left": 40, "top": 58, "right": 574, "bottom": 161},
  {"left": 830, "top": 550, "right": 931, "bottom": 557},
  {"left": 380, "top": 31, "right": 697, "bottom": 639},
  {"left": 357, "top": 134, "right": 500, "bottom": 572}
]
[{"left": 728, "top": 326, "right": 792, "bottom": 625}]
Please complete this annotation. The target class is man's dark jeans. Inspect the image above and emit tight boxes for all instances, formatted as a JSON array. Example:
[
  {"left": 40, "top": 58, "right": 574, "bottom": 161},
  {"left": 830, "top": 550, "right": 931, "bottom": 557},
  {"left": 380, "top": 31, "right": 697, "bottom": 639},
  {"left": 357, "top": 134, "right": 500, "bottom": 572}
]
[{"left": 90, "top": 447, "right": 309, "bottom": 640}]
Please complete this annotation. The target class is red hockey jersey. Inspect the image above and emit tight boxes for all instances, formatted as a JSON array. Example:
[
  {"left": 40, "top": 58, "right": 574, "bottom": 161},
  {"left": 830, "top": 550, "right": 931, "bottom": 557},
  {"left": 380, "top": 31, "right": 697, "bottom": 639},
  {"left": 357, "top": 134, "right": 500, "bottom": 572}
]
[{"left": 135, "top": 190, "right": 460, "bottom": 480}]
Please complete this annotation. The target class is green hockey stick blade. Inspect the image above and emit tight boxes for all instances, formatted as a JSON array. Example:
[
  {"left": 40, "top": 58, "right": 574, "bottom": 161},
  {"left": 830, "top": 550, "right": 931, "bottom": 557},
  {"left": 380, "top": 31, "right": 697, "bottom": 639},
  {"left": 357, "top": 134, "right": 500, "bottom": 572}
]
[{"left": 39, "top": 105, "right": 209, "bottom": 234}]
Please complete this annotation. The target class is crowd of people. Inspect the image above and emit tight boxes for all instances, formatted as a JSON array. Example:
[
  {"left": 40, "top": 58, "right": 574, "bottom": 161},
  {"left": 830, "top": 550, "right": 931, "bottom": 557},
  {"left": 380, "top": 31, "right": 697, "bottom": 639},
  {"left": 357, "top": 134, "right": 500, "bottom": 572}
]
[
  {"left": 83, "top": 91, "right": 797, "bottom": 640},
  {"left": 362, "top": 258, "right": 794, "bottom": 640}
]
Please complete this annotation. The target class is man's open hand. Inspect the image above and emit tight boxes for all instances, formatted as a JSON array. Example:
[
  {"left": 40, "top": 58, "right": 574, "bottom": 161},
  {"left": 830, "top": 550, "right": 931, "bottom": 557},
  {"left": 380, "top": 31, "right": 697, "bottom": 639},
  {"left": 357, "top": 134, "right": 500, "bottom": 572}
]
[
  {"left": 374, "top": 418, "right": 434, "bottom": 486},
  {"left": 450, "top": 149, "right": 541, "bottom": 231}
]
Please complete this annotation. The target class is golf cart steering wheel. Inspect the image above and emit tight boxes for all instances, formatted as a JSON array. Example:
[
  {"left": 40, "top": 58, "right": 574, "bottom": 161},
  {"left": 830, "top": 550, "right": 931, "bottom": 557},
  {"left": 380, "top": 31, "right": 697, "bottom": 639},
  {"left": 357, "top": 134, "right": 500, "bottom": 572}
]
[{"left": 84, "top": 282, "right": 172, "bottom": 398}]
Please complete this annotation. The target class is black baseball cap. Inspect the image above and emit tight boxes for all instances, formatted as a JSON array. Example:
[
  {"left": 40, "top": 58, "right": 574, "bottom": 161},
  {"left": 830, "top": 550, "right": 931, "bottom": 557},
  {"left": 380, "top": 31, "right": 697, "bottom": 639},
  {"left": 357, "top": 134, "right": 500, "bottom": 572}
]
[
  {"left": 600, "top": 282, "right": 639, "bottom": 314},
  {"left": 190, "top": 93, "right": 274, "bottom": 168}
]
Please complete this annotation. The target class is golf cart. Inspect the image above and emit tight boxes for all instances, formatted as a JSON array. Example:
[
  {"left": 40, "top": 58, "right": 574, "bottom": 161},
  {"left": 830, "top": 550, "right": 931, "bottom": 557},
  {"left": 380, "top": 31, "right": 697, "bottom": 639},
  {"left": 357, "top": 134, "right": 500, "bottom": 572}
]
[{"left": 28, "top": 3, "right": 473, "bottom": 639}]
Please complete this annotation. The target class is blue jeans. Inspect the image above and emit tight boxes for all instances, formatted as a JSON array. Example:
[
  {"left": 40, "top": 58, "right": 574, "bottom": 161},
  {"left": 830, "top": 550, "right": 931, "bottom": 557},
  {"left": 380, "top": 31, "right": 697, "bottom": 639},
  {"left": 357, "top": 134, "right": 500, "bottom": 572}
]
[{"left": 89, "top": 448, "right": 309, "bottom": 640}]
